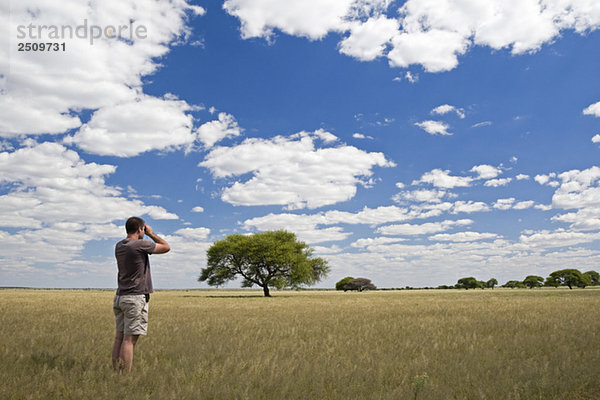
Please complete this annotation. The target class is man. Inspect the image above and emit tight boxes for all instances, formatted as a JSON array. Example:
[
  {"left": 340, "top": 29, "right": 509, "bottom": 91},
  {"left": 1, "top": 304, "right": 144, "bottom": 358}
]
[{"left": 112, "top": 216, "right": 170, "bottom": 373}]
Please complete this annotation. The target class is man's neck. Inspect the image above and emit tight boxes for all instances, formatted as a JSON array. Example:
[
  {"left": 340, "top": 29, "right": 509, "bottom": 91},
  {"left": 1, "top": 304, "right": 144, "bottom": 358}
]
[{"left": 126, "top": 234, "right": 139, "bottom": 240}]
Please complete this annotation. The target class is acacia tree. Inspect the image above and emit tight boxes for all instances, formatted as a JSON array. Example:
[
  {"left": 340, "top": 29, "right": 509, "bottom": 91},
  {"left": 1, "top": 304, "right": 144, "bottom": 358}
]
[
  {"left": 584, "top": 270, "right": 600, "bottom": 286},
  {"left": 336, "top": 277, "right": 355, "bottom": 291},
  {"left": 486, "top": 278, "right": 498, "bottom": 289},
  {"left": 456, "top": 277, "right": 478, "bottom": 290},
  {"left": 549, "top": 269, "right": 591, "bottom": 289},
  {"left": 343, "top": 278, "right": 376, "bottom": 291},
  {"left": 199, "top": 231, "right": 329, "bottom": 297},
  {"left": 523, "top": 275, "right": 544, "bottom": 289}
]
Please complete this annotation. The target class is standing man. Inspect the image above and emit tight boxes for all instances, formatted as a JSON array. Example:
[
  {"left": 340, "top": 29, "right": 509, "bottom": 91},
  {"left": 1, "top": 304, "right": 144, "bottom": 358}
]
[{"left": 112, "top": 216, "right": 170, "bottom": 373}]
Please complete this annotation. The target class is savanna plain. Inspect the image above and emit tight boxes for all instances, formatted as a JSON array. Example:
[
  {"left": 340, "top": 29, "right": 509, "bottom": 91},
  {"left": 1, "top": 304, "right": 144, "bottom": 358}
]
[{"left": 1, "top": 288, "right": 599, "bottom": 399}]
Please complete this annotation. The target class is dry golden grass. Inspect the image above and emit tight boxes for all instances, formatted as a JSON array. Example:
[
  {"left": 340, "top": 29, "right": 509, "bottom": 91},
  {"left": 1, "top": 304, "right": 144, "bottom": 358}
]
[{"left": 1, "top": 288, "right": 599, "bottom": 399}]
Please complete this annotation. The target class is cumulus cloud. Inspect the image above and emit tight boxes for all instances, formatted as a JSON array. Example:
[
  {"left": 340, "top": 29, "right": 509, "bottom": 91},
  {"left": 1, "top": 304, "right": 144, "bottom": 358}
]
[
  {"left": 429, "top": 231, "right": 500, "bottom": 242},
  {"left": 413, "top": 168, "right": 473, "bottom": 189},
  {"left": 471, "top": 164, "right": 501, "bottom": 179},
  {"left": 196, "top": 112, "right": 242, "bottom": 148},
  {"left": 484, "top": 178, "right": 512, "bottom": 187},
  {"left": 451, "top": 201, "right": 490, "bottom": 214},
  {"left": 199, "top": 130, "right": 394, "bottom": 209},
  {"left": 519, "top": 229, "right": 600, "bottom": 248},
  {"left": 65, "top": 95, "right": 199, "bottom": 157},
  {"left": 583, "top": 101, "right": 600, "bottom": 117},
  {"left": 431, "top": 104, "right": 465, "bottom": 119},
  {"left": 376, "top": 219, "right": 472, "bottom": 235},
  {"left": 191, "top": 206, "right": 204, "bottom": 213},
  {"left": 339, "top": 16, "right": 399, "bottom": 61},
  {"left": 0, "top": 142, "right": 177, "bottom": 266},
  {"left": 534, "top": 173, "right": 559, "bottom": 186},
  {"left": 493, "top": 198, "right": 515, "bottom": 210},
  {"left": 415, "top": 120, "right": 453, "bottom": 136},
  {"left": 393, "top": 188, "right": 449, "bottom": 203},
  {"left": 1, "top": 0, "right": 202, "bottom": 137},
  {"left": 592, "top": 134, "right": 600, "bottom": 143},
  {"left": 516, "top": 174, "right": 530, "bottom": 180},
  {"left": 224, "top": 0, "right": 600, "bottom": 73}
]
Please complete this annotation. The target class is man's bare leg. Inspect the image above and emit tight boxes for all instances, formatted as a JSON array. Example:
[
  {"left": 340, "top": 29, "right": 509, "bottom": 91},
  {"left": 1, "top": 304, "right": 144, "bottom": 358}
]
[
  {"left": 118, "top": 334, "right": 139, "bottom": 373},
  {"left": 112, "top": 331, "right": 124, "bottom": 371}
]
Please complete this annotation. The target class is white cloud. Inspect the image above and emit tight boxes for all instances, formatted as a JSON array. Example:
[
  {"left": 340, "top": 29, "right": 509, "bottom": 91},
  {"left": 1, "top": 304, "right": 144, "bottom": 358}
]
[
  {"left": 431, "top": 104, "right": 465, "bottom": 119},
  {"left": 339, "top": 16, "right": 399, "bottom": 61},
  {"left": 350, "top": 237, "right": 406, "bottom": 248},
  {"left": 393, "top": 188, "right": 448, "bottom": 203},
  {"left": 388, "top": 29, "right": 469, "bottom": 72},
  {"left": 172, "top": 227, "right": 210, "bottom": 240},
  {"left": 592, "top": 134, "right": 600, "bottom": 143},
  {"left": 429, "top": 231, "right": 500, "bottom": 242},
  {"left": 224, "top": 0, "right": 600, "bottom": 73},
  {"left": 413, "top": 168, "right": 472, "bottom": 188},
  {"left": 191, "top": 206, "right": 204, "bottom": 213},
  {"left": 415, "top": 120, "right": 453, "bottom": 136},
  {"left": 65, "top": 95, "right": 198, "bottom": 157},
  {"left": 484, "top": 178, "right": 512, "bottom": 187},
  {"left": 519, "top": 229, "right": 600, "bottom": 248},
  {"left": 451, "top": 201, "right": 490, "bottom": 214},
  {"left": 200, "top": 130, "right": 394, "bottom": 209},
  {"left": 376, "top": 219, "right": 472, "bottom": 236},
  {"left": 472, "top": 121, "right": 492, "bottom": 128},
  {"left": 1, "top": 0, "right": 202, "bottom": 137},
  {"left": 196, "top": 112, "right": 242, "bottom": 148},
  {"left": 471, "top": 164, "right": 501, "bottom": 179},
  {"left": 516, "top": 174, "right": 530, "bottom": 180},
  {"left": 0, "top": 142, "right": 177, "bottom": 266},
  {"left": 222, "top": 0, "right": 356, "bottom": 40},
  {"left": 534, "top": 173, "right": 558, "bottom": 186},
  {"left": 353, "top": 132, "right": 373, "bottom": 140},
  {"left": 583, "top": 101, "right": 600, "bottom": 117},
  {"left": 513, "top": 200, "right": 535, "bottom": 210},
  {"left": 405, "top": 71, "right": 419, "bottom": 83},
  {"left": 493, "top": 198, "right": 515, "bottom": 210}
]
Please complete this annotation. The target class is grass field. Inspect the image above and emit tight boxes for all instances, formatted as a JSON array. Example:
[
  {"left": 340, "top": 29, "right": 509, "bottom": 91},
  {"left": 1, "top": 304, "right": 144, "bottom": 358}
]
[{"left": 1, "top": 288, "right": 599, "bottom": 399}]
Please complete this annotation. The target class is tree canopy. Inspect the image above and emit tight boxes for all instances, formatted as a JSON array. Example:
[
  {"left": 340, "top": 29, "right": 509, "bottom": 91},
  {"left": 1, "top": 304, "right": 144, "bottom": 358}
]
[
  {"left": 199, "top": 230, "right": 329, "bottom": 296},
  {"left": 456, "top": 277, "right": 482, "bottom": 290},
  {"left": 342, "top": 278, "right": 376, "bottom": 292},
  {"left": 523, "top": 275, "right": 544, "bottom": 289},
  {"left": 549, "top": 269, "right": 591, "bottom": 289},
  {"left": 335, "top": 276, "right": 355, "bottom": 291}
]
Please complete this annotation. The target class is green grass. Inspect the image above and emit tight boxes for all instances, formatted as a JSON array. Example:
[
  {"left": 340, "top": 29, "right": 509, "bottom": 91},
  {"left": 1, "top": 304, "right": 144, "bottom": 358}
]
[{"left": 1, "top": 288, "right": 599, "bottom": 399}]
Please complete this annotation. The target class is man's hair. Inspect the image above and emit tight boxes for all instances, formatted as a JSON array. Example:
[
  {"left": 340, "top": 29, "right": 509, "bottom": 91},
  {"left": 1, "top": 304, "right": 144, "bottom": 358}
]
[{"left": 125, "top": 217, "right": 145, "bottom": 234}]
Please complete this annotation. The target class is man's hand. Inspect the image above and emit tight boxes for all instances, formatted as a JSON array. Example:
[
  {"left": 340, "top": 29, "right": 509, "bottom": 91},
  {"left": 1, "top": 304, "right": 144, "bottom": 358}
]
[
  {"left": 144, "top": 224, "right": 155, "bottom": 236},
  {"left": 144, "top": 224, "right": 170, "bottom": 254}
]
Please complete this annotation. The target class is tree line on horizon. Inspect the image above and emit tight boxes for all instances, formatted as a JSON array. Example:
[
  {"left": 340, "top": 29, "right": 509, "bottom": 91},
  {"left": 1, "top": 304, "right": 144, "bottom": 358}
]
[{"left": 444, "top": 269, "right": 599, "bottom": 290}]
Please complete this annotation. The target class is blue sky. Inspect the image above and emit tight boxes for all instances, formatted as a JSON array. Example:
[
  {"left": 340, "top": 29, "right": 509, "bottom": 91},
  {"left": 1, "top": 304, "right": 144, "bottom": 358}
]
[{"left": 2, "top": 0, "right": 600, "bottom": 289}]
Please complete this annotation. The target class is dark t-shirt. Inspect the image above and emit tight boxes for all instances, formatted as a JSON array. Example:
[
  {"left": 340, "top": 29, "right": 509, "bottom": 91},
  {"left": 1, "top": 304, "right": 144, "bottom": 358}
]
[{"left": 115, "top": 239, "right": 156, "bottom": 295}]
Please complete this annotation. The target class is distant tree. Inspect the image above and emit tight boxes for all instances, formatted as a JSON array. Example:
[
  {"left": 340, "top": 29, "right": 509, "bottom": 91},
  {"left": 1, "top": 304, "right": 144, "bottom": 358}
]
[
  {"left": 523, "top": 275, "right": 544, "bottom": 289},
  {"left": 486, "top": 278, "right": 498, "bottom": 289},
  {"left": 549, "top": 269, "right": 591, "bottom": 290},
  {"left": 456, "top": 277, "right": 478, "bottom": 290},
  {"left": 583, "top": 270, "right": 600, "bottom": 286},
  {"left": 199, "top": 230, "right": 329, "bottom": 297},
  {"left": 336, "top": 277, "right": 355, "bottom": 291},
  {"left": 343, "top": 278, "right": 377, "bottom": 292},
  {"left": 544, "top": 276, "right": 561, "bottom": 288},
  {"left": 503, "top": 280, "right": 526, "bottom": 289},
  {"left": 476, "top": 280, "right": 486, "bottom": 289}
]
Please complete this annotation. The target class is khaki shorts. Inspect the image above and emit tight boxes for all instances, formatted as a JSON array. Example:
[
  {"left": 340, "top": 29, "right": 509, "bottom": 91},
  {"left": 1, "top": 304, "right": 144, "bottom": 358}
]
[{"left": 113, "top": 294, "right": 148, "bottom": 336}]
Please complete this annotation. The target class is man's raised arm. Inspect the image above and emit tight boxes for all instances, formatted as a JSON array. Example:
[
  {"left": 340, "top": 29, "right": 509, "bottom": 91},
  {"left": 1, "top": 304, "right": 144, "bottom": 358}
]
[{"left": 144, "top": 225, "right": 170, "bottom": 254}]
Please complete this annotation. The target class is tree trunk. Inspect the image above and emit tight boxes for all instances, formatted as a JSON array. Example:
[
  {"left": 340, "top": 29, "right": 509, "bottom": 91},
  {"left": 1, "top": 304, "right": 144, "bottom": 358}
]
[{"left": 263, "top": 285, "right": 271, "bottom": 297}]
